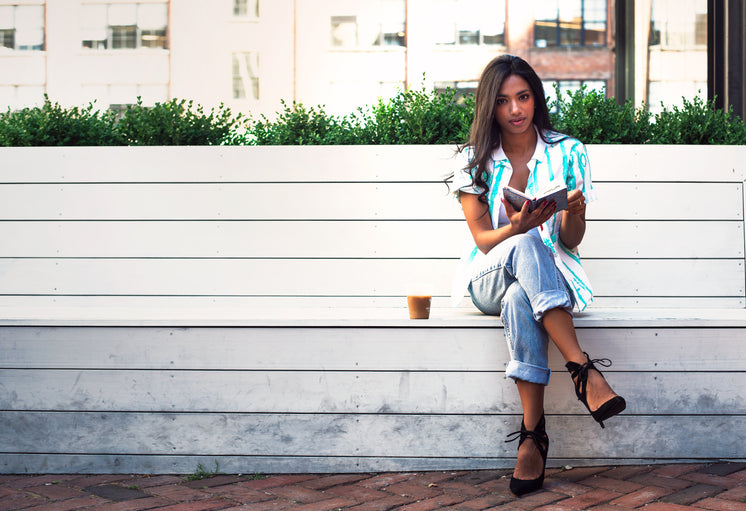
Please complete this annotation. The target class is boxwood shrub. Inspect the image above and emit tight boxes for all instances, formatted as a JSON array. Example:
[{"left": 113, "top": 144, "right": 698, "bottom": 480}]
[{"left": 1, "top": 87, "right": 744, "bottom": 146}]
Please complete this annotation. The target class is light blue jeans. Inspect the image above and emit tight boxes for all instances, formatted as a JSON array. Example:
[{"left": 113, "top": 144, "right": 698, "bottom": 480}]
[{"left": 468, "top": 233, "right": 574, "bottom": 385}]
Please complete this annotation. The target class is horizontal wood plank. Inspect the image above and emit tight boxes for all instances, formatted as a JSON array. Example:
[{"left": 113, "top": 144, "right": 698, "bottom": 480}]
[
  {"left": 0, "top": 294, "right": 743, "bottom": 312},
  {"left": 3, "top": 325, "right": 746, "bottom": 371},
  {"left": 588, "top": 144, "right": 746, "bottom": 182},
  {"left": 2, "top": 412, "right": 744, "bottom": 460},
  {"left": 0, "top": 145, "right": 459, "bottom": 183},
  {"left": 2, "top": 145, "right": 745, "bottom": 183},
  {"left": 0, "top": 182, "right": 740, "bottom": 221},
  {"left": 0, "top": 258, "right": 739, "bottom": 298},
  {"left": 3, "top": 369, "right": 743, "bottom": 416},
  {"left": 0, "top": 182, "right": 460, "bottom": 221},
  {"left": 0, "top": 220, "right": 740, "bottom": 259},
  {"left": 589, "top": 182, "right": 743, "bottom": 221}
]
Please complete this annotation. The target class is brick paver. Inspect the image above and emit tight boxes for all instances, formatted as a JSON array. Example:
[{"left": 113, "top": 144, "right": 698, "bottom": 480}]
[{"left": 2, "top": 463, "right": 746, "bottom": 510}]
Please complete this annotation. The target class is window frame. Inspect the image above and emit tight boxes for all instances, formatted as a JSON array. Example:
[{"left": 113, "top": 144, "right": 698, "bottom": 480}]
[
  {"left": 0, "top": 28, "right": 14, "bottom": 49},
  {"left": 534, "top": 0, "right": 607, "bottom": 48},
  {"left": 330, "top": 0, "right": 407, "bottom": 49},
  {"left": 232, "top": 51, "right": 260, "bottom": 101},
  {"left": 434, "top": 0, "right": 506, "bottom": 47},
  {"left": 81, "top": 2, "right": 168, "bottom": 51},
  {"left": 0, "top": 4, "right": 45, "bottom": 51},
  {"left": 233, "top": 0, "right": 259, "bottom": 18}
]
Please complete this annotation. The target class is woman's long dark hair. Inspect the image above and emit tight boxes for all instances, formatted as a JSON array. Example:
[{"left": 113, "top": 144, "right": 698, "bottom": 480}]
[{"left": 454, "top": 55, "right": 559, "bottom": 205}]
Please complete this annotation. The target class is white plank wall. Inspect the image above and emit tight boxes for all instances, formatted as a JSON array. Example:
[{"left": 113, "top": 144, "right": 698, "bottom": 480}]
[{"left": 1, "top": 145, "right": 746, "bottom": 474}]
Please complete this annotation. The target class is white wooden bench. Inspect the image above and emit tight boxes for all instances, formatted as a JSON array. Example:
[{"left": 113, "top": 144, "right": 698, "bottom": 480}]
[{"left": 1, "top": 144, "right": 745, "bottom": 474}]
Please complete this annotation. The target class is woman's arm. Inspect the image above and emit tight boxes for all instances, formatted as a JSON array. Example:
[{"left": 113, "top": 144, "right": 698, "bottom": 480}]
[
  {"left": 559, "top": 189, "right": 587, "bottom": 249},
  {"left": 461, "top": 192, "right": 556, "bottom": 254}
]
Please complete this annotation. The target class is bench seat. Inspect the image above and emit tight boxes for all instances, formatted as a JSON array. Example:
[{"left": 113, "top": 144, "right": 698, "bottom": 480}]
[{"left": 1, "top": 144, "right": 745, "bottom": 474}]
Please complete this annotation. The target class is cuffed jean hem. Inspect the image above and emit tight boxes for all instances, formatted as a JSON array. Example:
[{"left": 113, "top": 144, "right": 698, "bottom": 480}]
[
  {"left": 530, "top": 289, "right": 574, "bottom": 323},
  {"left": 506, "top": 360, "right": 551, "bottom": 386}
]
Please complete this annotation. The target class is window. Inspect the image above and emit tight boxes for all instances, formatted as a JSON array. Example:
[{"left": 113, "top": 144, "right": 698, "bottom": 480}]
[
  {"left": 232, "top": 52, "right": 259, "bottom": 100},
  {"left": 535, "top": 0, "right": 606, "bottom": 47},
  {"left": 331, "top": 16, "right": 358, "bottom": 47},
  {"left": 434, "top": 80, "right": 478, "bottom": 104},
  {"left": 0, "top": 29, "right": 13, "bottom": 49},
  {"left": 433, "top": 0, "right": 505, "bottom": 46},
  {"left": 644, "top": 0, "right": 707, "bottom": 113},
  {"left": 649, "top": 0, "right": 706, "bottom": 49},
  {"left": 0, "top": 4, "right": 44, "bottom": 51},
  {"left": 542, "top": 79, "right": 606, "bottom": 112},
  {"left": 81, "top": 2, "right": 167, "bottom": 50},
  {"left": 234, "top": 0, "right": 259, "bottom": 17},
  {"left": 330, "top": 0, "right": 405, "bottom": 48}
]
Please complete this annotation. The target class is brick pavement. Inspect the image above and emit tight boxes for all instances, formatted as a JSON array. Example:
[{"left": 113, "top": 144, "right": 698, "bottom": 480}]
[{"left": 2, "top": 462, "right": 746, "bottom": 510}]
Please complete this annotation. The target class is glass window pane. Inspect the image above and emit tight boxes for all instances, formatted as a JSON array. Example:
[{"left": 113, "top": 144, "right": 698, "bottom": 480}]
[
  {"left": 15, "top": 5, "right": 44, "bottom": 49},
  {"left": 331, "top": 15, "right": 357, "bottom": 47},
  {"left": 0, "top": 29, "right": 14, "bottom": 49},
  {"left": 235, "top": 0, "right": 259, "bottom": 17},
  {"left": 234, "top": 0, "right": 248, "bottom": 16},
  {"left": 232, "top": 52, "right": 259, "bottom": 100},
  {"left": 480, "top": 0, "right": 505, "bottom": 44},
  {"left": 559, "top": 24, "right": 581, "bottom": 45},
  {"left": 535, "top": 0, "right": 606, "bottom": 47},
  {"left": 558, "top": 0, "right": 581, "bottom": 20},
  {"left": 535, "top": 21, "right": 556, "bottom": 47},
  {"left": 559, "top": 80, "right": 582, "bottom": 97},
  {"left": 379, "top": 0, "right": 405, "bottom": 46},
  {"left": 112, "top": 26, "right": 136, "bottom": 49},
  {"left": 141, "top": 29, "right": 166, "bottom": 48},
  {"left": 644, "top": 0, "right": 707, "bottom": 113},
  {"left": 584, "top": 0, "right": 606, "bottom": 23},
  {"left": 584, "top": 22, "right": 605, "bottom": 45},
  {"left": 583, "top": 80, "right": 607, "bottom": 94},
  {"left": 558, "top": 0, "right": 581, "bottom": 45}
]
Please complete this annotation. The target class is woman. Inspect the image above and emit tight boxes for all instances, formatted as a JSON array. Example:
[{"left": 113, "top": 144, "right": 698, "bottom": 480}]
[{"left": 450, "top": 55, "right": 626, "bottom": 496}]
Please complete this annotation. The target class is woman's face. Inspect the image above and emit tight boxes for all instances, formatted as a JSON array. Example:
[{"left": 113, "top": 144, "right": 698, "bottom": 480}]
[{"left": 494, "top": 74, "right": 535, "bottom": 137}]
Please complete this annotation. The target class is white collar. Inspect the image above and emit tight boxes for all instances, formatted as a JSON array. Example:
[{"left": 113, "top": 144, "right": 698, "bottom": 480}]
[{"left": 494, "top": 125, "right": 548, "bottom": 166}]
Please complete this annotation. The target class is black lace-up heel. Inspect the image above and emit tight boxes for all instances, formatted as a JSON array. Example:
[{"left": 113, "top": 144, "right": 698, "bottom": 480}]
[
  {"left": 566, "top": 352, "right": 626, "bottom": 428},
  {"left": 505, "top": 414, "right": 549, "bottom": 496}
]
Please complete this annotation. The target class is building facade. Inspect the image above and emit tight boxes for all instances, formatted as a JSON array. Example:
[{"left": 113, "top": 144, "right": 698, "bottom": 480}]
[{"left": 0, "top": 0, "right": 710, "bottom": 118}]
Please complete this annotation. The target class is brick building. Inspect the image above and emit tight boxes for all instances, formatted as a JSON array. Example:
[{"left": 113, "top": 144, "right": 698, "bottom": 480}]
[{"left": 0, "top": 0, "right": 722, "bottom": 118}]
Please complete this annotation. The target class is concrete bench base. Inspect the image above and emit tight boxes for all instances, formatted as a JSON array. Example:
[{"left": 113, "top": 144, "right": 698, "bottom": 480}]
[{"left": 3, "top": 306, "right": 746, "bottom": 474}]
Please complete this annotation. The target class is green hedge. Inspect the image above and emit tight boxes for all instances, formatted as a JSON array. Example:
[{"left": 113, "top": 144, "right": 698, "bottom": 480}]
[
  {"left": 0, "top": 97, "right": 248, "bottom": 147},
  {"left": 1, "top": 87, "right": 745, "bottom": 146},
  {"left": 549, "top": 86, "right": 746, "bottom": 144}
]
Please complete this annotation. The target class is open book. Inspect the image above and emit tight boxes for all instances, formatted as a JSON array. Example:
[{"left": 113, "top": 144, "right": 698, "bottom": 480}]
[{"left": 503, "top": 184, "right": 568, "bottom": 213}]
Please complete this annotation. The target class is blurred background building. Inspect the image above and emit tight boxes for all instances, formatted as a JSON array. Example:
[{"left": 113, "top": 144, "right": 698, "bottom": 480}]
[{"left": 0, "top": 0, "right": 742, "bottom": 119}]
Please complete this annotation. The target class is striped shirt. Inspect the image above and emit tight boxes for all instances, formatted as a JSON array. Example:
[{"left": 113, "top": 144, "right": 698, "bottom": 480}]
[{"left": 451, "top": 129, "right": 597, "bottom": 311}]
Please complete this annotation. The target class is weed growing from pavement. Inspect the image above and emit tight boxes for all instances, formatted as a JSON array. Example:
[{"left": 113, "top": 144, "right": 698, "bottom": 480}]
[{"left": 185, "top": 460, "right": 222, "bottom": 481}]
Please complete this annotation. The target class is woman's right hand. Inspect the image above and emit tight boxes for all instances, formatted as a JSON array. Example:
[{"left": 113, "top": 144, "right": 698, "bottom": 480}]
[
  {"left": 502, "top": 198, "right": 556, "bottom": 234},
  {"left": 460, "top": 192, "right": 556, "bottom": 255}
]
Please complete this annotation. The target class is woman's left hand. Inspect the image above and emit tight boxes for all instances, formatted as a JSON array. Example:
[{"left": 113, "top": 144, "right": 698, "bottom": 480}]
[{"left": 566, "top": 189, "right": 586, "bottom": 217}]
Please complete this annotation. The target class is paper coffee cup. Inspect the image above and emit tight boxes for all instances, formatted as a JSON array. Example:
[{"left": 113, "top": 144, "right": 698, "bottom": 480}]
[{"left": 407, "top": 295, "right": 431, "bottom": 319}]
